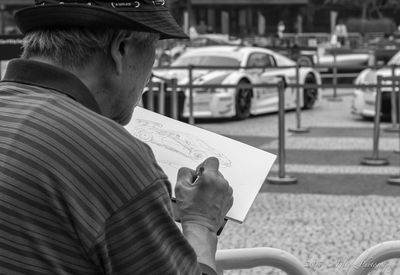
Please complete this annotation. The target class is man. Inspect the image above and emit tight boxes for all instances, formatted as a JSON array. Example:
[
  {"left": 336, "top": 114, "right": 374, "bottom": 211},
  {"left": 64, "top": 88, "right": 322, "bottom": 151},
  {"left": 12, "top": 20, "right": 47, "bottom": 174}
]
[
  {"left": 0, "top": 1, "right": 233, "bottom": 275},
  {"left": 334, "top": 19, "right": 348, "bottom": 47}
]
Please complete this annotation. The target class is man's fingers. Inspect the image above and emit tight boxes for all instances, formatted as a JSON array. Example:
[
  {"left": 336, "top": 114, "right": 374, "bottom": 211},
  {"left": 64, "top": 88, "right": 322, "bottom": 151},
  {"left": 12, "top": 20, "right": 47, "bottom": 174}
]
[
  {"left": 177, "top": 167, "right": 196, "bottom": 185},
  {"left": 198, "top": 156, "right": 220, "bottom": 172}
]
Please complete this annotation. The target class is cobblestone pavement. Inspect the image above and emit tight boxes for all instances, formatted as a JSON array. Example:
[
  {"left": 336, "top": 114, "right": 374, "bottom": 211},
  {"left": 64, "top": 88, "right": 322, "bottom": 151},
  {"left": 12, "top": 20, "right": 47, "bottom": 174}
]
[
  {"left": 217, "top": 193, "right": 400, "bottom": 275},
  {"left": 197, "top": 90, "right": 400, "bottom": 274}
]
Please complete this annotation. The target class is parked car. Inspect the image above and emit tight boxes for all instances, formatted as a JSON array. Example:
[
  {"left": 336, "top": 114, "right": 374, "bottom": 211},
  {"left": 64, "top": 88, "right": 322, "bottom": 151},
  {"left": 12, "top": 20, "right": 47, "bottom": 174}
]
[
  {"left": 295, "top": 47, "right": 371, "bottom": 75},
  {"left": 155, "top": 34, "right": 242, "bottom": 67},
  {"left": 352, "top": 50, "right": 400, "bottom": 119},
  {"left": 144, "top": 45, "right": 321, "bottom": 120}
]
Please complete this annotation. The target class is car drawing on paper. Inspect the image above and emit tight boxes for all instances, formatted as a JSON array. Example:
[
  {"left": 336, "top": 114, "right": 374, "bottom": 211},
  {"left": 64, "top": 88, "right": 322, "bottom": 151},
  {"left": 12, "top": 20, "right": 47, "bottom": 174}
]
[
  {"left": 144, "top": 45, "right": 321, "bottom": 120},
  {"left": 352, "top": 50, "right": 400, "bottom": 119},
  {"left": 131, "top": 119, "right": 232, "bottom": 168}
]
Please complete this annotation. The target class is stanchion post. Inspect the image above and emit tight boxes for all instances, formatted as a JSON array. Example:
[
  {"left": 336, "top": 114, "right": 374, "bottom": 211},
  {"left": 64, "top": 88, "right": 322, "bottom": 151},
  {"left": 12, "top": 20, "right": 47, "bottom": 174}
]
[
  {"left": 171, "top": 78, "right": 178, "bottom": 120},
  {"left": 361, "top": 76, "right": 389, "bottom": 166},
  {"left": 384, "top": 67, "right": 400, "bottom": 132},
  {"left": 387, "top": 74, "right": 400, "bottom": 184},
  {"left": 398, "top": 76, "right": 400, "bottom": 154},
  {"left": 327, "top": 51, "right": 342, "bottom": 102},
  {"left": 158, "top": 81, "right": 165, "bottom": 115},
  {"left": 188, "top": 65, "right": 195, "bottom": 125},
  {"left": 268, "top": 81, "right": 297, "bottom": 185},
  {"left": 289, "top": 63, "right": 310, "bottom": 134},
  {"left": 147, "top": 75, "right": 155, "bottom": 111},
  {"left": 333, "top": 52, "right": 338, "bottom": 98}
]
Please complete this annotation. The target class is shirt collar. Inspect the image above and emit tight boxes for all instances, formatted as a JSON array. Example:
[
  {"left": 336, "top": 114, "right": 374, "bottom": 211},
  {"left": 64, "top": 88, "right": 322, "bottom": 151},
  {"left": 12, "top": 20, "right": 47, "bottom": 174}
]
[{"left": 2, "top": 59, "right": 101, "bottom": 114}]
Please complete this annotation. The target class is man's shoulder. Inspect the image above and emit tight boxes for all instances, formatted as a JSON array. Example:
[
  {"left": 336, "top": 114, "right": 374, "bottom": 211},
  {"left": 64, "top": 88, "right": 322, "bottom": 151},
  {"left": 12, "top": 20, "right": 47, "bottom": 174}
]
[{"left": 0, "top": 81, "right": 155, "bottom": 168}]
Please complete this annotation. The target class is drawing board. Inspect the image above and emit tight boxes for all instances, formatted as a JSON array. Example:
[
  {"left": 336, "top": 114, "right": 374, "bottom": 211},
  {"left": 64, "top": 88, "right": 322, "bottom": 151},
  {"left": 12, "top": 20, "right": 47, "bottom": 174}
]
[{"left": 124, "top": 107, "right": 276, "bottom": 223}]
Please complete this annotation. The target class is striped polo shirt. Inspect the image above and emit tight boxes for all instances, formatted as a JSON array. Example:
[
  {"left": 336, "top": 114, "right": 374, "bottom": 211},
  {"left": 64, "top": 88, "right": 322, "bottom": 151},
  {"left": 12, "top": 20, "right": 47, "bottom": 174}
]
[{"left": 0, "top": 59, "right": 202, "bottom": 275}]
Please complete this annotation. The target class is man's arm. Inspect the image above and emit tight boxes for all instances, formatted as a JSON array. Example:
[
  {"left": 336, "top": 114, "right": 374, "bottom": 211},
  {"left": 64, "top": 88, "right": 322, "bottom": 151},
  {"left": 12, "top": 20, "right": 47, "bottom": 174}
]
[
  {"left": 89, "top": 181, "right": 204, "bottom": 275},
  {"left": 182, "top": 223, "right": 218, "bottom": 274},
  {"left": 175, "top": 157, "right": 234, "bottom": 275}
]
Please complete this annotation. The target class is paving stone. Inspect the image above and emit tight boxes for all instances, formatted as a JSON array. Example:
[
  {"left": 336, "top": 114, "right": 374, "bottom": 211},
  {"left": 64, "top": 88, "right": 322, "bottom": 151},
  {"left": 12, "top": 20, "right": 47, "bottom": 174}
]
[
  {"left": 195, "top": 94, "right": 400, "bottom": 275},
  {"left": 218, "top": 193, "right": 400, "bottom": 275}
]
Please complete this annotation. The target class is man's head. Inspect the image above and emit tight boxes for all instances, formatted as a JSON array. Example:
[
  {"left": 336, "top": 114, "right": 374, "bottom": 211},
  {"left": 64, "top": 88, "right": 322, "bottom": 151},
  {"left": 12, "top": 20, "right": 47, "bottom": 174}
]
[{"left": 15, "top": 0, "right": 187, "bottom": 125}]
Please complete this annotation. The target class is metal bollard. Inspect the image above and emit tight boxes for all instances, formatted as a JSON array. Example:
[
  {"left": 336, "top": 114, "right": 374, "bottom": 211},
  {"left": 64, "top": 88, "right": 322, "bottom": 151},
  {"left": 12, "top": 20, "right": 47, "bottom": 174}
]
[
  {"left": 158, "top": 81, "right": 165, "bottom": 115},
  {"left": 327, "top": 52, "right": 342, "bottom": 102},
  {"left": 147, "top": 76, "right": 155, "bottom": 111},
  {"left": 361, "top": 76, "right": 389, "bottom": 166},
  {"left": 267, "top": 81, "right": 297, "bottom": 184},
  {"left": 347, "top": 241, "right": 400, "bottom": 275},
  {"left": 368, "top": 50, "right": 375, "bottom": 67},
  {"left": 188, "top": 65, "right": 195, "bottom": 125},
  {"left": 387, "top": 131, "right": 400, "bottom": 184},
  {"left": 289, "top": 63, "right": 310, "bottom": 134},
  {"left": 170, "top": 78, "right": 179, "bottom": 120},
  {"left": 384, "top": 69, "right": 400, "bottom": 133},
  {"left": 388, "top": 76, "right": 400, "bottom": 184}
]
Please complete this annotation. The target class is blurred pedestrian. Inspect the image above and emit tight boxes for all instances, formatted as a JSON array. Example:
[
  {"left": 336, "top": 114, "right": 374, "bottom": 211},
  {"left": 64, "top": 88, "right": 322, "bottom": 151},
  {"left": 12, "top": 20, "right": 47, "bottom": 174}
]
[
  {"left": 334, "top": 19, "right": 348, "bottom": 47},
  {"left": 197, "top": 20, "right": 208, "bottom": 34},
  {"left": 277, "top": 20, "right": 286, "bottom": 39},
  {"left": 0, "top": 1, "right": 233, "bottom": 275}
]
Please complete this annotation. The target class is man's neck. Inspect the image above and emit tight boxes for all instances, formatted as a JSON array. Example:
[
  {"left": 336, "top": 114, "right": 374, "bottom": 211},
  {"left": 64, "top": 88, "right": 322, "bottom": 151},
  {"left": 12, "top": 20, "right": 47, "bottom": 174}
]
[{"left": 26, "top": 56, "right": 112, "bottom": 118}]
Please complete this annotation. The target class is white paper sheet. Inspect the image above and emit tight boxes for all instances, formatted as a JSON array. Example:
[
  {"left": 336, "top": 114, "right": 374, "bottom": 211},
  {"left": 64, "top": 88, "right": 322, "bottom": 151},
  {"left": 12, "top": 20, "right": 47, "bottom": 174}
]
[{"left": 124, "top": 107, "right": 276, "bottom": 223}]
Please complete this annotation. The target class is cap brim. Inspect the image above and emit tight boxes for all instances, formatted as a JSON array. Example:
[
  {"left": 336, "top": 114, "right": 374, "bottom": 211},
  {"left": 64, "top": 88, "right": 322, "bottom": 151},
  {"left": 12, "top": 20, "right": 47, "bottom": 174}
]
[{"left": 14, "top": 4, "right": 189, "bottom": 39}]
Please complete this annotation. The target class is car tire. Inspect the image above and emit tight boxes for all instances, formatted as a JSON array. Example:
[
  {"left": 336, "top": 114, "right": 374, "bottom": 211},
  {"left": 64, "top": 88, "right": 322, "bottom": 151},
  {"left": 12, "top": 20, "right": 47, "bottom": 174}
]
[
  {"left": 235, "top": 79, "right": 252, "bottom": 120},
  {"left": 297, "top": 56, "right": 313, "bottom": 67},
  {"left": 190, "top": 150, "right": 207, "bottom": 162},
  {"left": 303, "top": 73, "right": 318, "bottom": 109}
]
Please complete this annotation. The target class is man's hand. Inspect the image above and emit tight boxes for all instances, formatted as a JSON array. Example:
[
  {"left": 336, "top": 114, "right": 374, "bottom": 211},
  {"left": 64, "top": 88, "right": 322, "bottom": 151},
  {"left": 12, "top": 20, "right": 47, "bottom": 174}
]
[{"left": 174, "top": 157, "right": 233, "bottom": 233}]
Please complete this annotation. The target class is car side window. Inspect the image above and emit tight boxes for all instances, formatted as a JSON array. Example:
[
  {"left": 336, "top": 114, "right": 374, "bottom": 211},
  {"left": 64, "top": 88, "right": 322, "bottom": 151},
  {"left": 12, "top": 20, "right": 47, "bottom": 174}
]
[
  {"left": 247, "top": 53, "right": 274, "bottom": 68},
  {"left": 268, "top": 55, "right": 277, "bottom": 67}
]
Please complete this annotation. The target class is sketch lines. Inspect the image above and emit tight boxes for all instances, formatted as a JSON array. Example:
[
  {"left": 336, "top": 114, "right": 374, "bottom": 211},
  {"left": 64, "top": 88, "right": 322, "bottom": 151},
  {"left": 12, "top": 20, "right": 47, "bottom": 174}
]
[{"left": 131, "top": 119, "right": 232, "bottom": 168}]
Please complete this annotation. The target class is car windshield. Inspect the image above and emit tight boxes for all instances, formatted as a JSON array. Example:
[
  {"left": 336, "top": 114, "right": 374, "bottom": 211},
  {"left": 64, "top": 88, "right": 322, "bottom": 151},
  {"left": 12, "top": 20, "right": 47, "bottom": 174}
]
[
  {"left": 388, "top": 51, "right": 400, "bottom": 65},
  {"left": 171, "top": 55, "right": 241, "bottom": 67}
]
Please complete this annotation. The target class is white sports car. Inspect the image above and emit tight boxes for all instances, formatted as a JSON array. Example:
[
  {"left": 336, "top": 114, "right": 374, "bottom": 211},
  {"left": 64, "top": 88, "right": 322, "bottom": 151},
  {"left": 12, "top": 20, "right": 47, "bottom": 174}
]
[
  {"left": 146, "top": 46, "right": 321, "bottom": 120},
  {"left": 352, "top": 51, "right": 400, "bottom": 119}
]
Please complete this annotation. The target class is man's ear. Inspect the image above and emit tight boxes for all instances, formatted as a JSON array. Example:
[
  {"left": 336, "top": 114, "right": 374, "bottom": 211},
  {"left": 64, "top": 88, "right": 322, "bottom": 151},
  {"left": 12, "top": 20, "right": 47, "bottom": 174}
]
[{"left": 110, "top": 31, "right": 135, "bottom": 75}]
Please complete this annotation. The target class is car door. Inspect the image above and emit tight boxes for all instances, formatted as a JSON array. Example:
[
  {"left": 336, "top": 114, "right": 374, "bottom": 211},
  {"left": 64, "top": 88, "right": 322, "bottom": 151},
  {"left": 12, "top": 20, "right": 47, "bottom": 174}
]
[
  {"left": 246, "top": 52, "right": 281, "bottom": 112},
  {"left": 258, "top": 54, "right": 296, "bottom": 110}
]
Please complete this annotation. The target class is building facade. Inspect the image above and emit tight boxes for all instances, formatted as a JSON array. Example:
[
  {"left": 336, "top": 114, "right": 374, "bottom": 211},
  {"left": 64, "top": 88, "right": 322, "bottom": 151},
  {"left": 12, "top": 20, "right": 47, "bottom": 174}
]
[
  {"left": 3, "top": 0, "right": 400, "bottom": 37},
  {"left": 171, "top": 0, "right": 309, "bottom": 37}
]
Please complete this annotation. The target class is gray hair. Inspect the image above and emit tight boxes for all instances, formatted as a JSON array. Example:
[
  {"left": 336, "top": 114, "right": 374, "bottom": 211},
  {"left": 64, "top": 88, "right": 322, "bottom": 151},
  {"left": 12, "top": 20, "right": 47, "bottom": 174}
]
[{"left": 21, "top": 28, "right": 159, "bottom": 69}]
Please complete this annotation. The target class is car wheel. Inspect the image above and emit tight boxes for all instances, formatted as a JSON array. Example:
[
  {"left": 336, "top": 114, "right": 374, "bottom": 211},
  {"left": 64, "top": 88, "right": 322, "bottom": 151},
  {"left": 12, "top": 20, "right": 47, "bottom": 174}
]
[
  {"left": 134, "top": 131, "right": 153, "bottom": 142},
  {"left": 303, "top": 73, "right": 318, "bottom": 109},
  {"left": 297, "top": 56, "right": 313, "bottom": 67},
  {"left": 190, "top": 150, "right": 207, "bottom": 162},
  {"left": 235, "top": 79, "right": 252, "bottom": 120}
]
